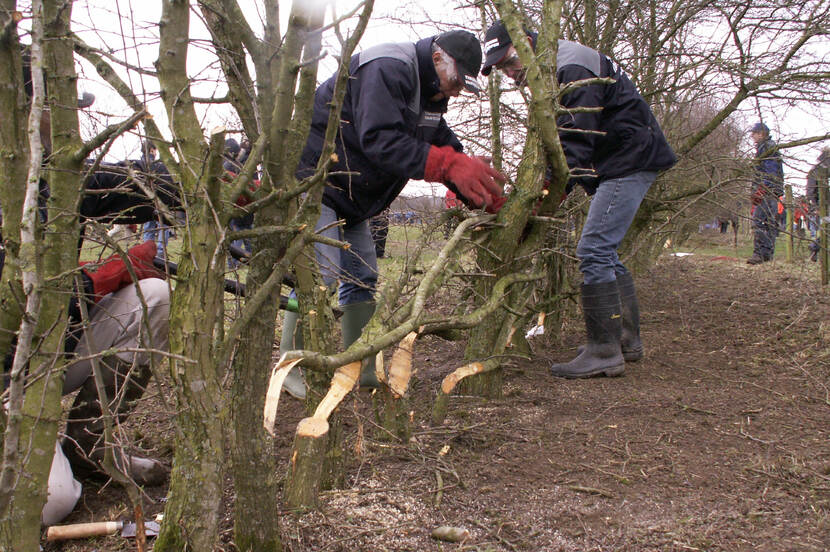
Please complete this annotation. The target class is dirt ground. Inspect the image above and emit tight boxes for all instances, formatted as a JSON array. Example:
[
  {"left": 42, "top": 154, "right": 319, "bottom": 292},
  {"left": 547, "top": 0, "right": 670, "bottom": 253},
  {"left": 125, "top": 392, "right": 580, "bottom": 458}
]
[{"left": 47, "top": 236, "right": 830, "bottom": 551}]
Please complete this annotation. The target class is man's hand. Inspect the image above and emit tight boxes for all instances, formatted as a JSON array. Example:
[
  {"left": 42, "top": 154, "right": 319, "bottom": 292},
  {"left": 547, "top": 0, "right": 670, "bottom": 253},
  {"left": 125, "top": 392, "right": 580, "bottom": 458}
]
[{"left": 424, "top": 146, "right": 506, "bottom": 208}]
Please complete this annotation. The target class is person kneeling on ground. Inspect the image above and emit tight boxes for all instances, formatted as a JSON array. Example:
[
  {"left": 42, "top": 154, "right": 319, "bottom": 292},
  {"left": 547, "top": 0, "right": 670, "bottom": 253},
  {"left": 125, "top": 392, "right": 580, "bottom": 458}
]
[{"left": 45, "top": 242, "right": 169, "bottom": 524}]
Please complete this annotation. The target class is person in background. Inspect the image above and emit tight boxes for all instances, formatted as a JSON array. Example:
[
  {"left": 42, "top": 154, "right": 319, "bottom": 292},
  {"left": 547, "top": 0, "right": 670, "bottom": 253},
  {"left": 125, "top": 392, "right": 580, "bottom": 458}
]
[
  {"left": 223, "top": 137, "right": 256, "bottom": 268},
  {"left": 481, "top": 19, "right": 677, "bottom": 379},
  {"left": 806, "top": 147, "right": 830, "bottom": 262},
  {"left": 746, "top": 122, "right": 784, "bottom": 265},
  {"left": 138, "top": 141, "right": 175, "bottom": 259},
  {"left": 281, "top": 29, "right": 506, "bottom": 399}
]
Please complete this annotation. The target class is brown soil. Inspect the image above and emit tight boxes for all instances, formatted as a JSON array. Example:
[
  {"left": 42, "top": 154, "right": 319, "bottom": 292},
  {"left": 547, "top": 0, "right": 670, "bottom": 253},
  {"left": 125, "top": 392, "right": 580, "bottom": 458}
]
[{"left": 46, "top": 250, "right": 830, "bottom": 551}]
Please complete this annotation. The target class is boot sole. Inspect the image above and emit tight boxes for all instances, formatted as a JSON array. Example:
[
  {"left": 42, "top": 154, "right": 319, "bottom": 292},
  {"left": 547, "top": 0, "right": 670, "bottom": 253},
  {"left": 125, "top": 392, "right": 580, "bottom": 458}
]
[
  {"left": 550, "top": 362, "right": 625, "bottom": 379},
  {"left": 622, "top": 348, "right": 643, "bottom": 362},
  {"left": 577, "top": 345, "right": 644, "bottom": 363}
]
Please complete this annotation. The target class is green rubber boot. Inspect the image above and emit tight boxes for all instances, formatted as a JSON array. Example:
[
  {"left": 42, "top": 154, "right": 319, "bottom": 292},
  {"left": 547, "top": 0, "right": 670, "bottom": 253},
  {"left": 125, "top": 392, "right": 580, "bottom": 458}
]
[
  {"left": 279, "top": 309, "right": 307, "bottom": 400},
  {"left": 341, "top": 301, "right": 380, "bottom": 388}
]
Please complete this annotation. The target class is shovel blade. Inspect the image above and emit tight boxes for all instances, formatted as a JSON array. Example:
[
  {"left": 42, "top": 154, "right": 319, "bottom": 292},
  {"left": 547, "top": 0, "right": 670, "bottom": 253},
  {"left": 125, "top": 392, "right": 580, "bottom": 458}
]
[{"left": 121, "top": 521, "right": 160, "bottom": 538}]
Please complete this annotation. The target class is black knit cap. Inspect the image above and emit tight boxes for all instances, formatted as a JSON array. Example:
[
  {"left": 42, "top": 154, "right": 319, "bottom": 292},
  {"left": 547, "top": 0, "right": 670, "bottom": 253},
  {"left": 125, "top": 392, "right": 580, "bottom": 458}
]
[
  {"left": 434, "top": 30, "right": 482, "bottom": 95},
  {"left": 481, "top": 19, "right": 537, "bottom": 76}
]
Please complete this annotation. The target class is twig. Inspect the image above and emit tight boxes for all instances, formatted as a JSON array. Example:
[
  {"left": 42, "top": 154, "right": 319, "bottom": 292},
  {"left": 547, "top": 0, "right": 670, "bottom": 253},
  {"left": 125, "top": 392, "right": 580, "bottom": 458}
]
[
  {"left": 579, "top": 463, "right": 632, "bottom": 484},
  {"left": 567, "top": 484, "right": 615, "bottom": 498},
  {"left": 468, "top": 518, "right": 519, "bottom": 551},
  {"left": 739, "top": 425, "right": 775, "bottom": 445}
]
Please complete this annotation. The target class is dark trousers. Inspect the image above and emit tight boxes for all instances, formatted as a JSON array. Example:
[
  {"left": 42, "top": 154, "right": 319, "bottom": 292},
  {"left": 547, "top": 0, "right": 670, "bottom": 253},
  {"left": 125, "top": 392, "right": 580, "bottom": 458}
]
[{"left": 752, "top": 196, "right": 779, "bottom": 259}]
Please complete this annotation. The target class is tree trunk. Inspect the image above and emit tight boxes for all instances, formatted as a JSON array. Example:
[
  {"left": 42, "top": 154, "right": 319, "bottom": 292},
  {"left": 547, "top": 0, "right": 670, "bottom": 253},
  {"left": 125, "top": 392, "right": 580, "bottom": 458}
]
[
  {"left": 0, "top": 2, "right": 29, "bottom": 394},
  {"left": 154, "top": 214, "right": 227, "bottom": 551},
  {"left": 0, "top": 1, "right": 83, "bottom": 546},
  {"left": 153, "top": 3, "right": 228, "bottom": 549},
  {"left": 461, "top": 131, "right": 548, "bottom": 396}
]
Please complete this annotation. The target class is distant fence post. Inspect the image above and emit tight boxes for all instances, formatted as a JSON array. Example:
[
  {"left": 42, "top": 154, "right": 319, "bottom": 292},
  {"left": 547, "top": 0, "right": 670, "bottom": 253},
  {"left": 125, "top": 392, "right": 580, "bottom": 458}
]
[
  {"left": 820, "top": 170, "right": 829, "bottom": 286},
  {"left": 785, "top": 184, "right": 793, "bottom": 262}
]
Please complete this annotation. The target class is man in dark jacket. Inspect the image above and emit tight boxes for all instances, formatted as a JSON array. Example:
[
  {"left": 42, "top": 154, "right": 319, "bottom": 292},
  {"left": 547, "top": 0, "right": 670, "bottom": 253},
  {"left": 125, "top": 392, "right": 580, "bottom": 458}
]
[
  {"left": 137, "top": 140, "right": 176, "bottom": 258},
  {"left": 281, "top": 30, "right": 506, "bottom": 398},
  {"left": 747, "top": 122, "right": 784, "bottom": 265},
  {"left": 481, "top": 20, "right": 677, "bottom": 379}
]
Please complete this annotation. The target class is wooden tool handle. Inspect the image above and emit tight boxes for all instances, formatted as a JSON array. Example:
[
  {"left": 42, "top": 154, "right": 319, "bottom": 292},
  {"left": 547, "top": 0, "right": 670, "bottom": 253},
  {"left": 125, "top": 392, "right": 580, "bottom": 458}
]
[{"left": 45, "top": 521, "right": 122, "bottom": 541}]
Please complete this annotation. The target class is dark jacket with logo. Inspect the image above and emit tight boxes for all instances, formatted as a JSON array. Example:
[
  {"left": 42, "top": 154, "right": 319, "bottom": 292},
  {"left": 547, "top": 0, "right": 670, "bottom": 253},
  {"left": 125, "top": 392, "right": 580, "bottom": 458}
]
[
  {"left": 751, "top": 138, "right": 784, "bottom": 198},
  {"left": 297, "top": 37, "right": 463, "bottom": 225},
  {"left": 554, "top": 40, "right": 677, "bottom": 194}
]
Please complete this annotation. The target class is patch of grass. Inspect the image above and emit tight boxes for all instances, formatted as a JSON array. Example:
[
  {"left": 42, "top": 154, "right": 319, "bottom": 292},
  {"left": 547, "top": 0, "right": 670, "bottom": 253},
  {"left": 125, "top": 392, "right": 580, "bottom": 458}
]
[{"left": 676, "top": 228, "right": 821, "bottom": 267}]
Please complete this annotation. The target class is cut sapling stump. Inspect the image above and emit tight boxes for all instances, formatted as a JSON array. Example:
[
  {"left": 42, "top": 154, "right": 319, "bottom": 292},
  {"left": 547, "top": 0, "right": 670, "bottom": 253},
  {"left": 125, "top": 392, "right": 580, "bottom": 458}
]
[
  {"left": 283, "top": 361, "right": 360, "bottom": 510},
  {"left": 379, "top": 331, "right": 418, "bottom": 441},
  {"left": 387, "top": 331, "right": 417, "bottom": 397},
  {"left": 283, "top": 417, "right": 329, "bottom": 510}
]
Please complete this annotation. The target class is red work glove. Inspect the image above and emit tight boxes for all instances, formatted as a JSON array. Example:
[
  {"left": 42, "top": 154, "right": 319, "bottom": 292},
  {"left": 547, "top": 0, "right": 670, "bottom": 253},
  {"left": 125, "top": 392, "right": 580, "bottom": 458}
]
[
  {"left": 81, "top": 240, "right": 164, "bottom": 302},
  {"left": 424, "top": 146, "right": 506, "bottom": 209},
  {"left": 750, "top": 188, "right": 764, "bottom": 206},
  {"left": 486, "top": 195, "right": 507, "bottom": 214},
  {"left": 226, "top": 169, "right": 261, "bottom": 208}
]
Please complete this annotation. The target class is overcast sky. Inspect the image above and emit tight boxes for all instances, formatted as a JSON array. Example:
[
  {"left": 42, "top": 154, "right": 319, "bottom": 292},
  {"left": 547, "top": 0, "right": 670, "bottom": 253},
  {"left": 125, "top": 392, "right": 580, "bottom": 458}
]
[{"left": 66, "top": 0, "right": 830, "bottom": 197}]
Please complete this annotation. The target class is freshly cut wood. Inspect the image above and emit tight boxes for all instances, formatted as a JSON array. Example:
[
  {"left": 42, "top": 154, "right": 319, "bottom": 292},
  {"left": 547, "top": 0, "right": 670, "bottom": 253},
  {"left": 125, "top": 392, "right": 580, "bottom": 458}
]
[
  {"left": 387, "top": 331, "right": 417, "bottom": 397},
  {"left": 432, "top": 362, "right": 486, "bottom": 425},
  {"left": 296, "top": 416, "right": 329, "bottom": 438},
  {"left": 505, "top": 325, "right": 517, "bottom": 347},
  {"left": 374, "top": 350, "right": 386, "bottom": 384},
  {"left": 263, "top": 355, "right": 304, "bottom": 436},
  {"left": 440, "top": 362, "right": 485, "bottom": 395},
  {"left": 312, "top": 361, "right": 360, "bottom": 421}
]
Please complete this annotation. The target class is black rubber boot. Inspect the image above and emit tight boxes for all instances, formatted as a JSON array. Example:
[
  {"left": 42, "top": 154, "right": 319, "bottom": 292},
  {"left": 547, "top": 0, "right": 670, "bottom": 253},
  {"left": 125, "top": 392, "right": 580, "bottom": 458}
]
[
  {"left": 550, "top": 282, "right": 625, "bottom": 379},
  {"left": 341, "top": 301, "right": 380, "bottom": 388},
  {"left": 616, "top": 272, "right": 643, "bottom": 362},
  {"left": 63, "top": 357, "right": 168, "bottom": 485}
]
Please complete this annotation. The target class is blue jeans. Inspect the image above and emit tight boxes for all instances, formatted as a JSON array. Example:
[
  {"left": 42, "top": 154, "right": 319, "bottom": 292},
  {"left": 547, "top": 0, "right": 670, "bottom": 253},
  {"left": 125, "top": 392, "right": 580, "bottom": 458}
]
[
  {"left": 142, "top": 220, "right": 172, "bottom": 258},
  {"left": 576, "top": 171, "right": 656, "bottom": 285},
  {"left": 752, "top": 195, "right": 779, "bottom": 259},
  {"left": 312, "top": 204, "right": 378, "bottom": 306}
]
